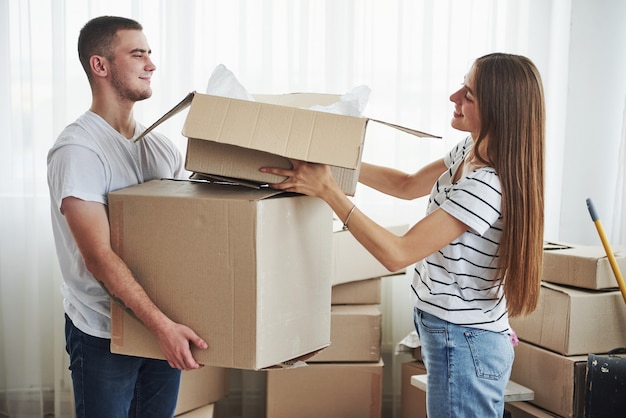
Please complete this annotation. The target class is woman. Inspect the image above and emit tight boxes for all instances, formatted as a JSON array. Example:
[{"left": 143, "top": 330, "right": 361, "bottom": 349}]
[{"left": 261, "top": 52, "right": 545, "bottom": 417}]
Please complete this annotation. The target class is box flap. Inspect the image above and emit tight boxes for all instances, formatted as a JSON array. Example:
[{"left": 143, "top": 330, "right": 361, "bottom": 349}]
[
  {"left": 544, "top": 241, "right": 626, "bottom": 259},
  {"left": 133, "top": 92, "right": 194, "bottom": 143},
  {"left": 368, "top": 118, "right": 440, "bottom": 139},
  {"left": 111, "top": 179, "right": 284, "bottom": 201},
  {"left": 135, "top": 91, "right": 441, "bottom": 145}
]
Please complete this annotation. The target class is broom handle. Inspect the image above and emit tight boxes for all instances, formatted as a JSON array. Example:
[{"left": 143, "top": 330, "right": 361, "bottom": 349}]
[{"left": 586, "top": 198, "right": 626, "bottom": 304}]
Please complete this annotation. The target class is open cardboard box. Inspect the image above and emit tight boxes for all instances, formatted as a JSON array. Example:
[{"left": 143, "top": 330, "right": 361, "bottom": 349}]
[
  {"left": 109, "top": 179, "right": 333, "bottom": 370},
  {"left": 134, "top": 92, "right": 439, "bottom": 196}
]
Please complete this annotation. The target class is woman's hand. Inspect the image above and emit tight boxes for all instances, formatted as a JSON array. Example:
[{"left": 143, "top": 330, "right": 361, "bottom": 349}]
[{"left": 260, "top": 159, "right": 340, "bottom": 198}]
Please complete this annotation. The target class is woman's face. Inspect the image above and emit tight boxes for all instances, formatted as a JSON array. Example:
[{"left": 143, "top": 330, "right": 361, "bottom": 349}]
[{"left": 449, "top": 66, "right": 481, "bottom": 139}]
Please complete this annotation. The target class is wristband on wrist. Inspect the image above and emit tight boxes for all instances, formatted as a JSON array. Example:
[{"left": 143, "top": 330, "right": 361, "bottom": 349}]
[{"left": 342, "top": 205, "right": 357, "bottom": 231}]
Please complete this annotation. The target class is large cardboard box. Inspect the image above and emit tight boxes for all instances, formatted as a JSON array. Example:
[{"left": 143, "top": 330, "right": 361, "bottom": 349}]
[
  {"left": 331, "top": 277, "right": 382, "bottom": 305},
  {"left": 332, "top": 221, "right": 409, "bottom": 285},
  {"left": 542, "top": 242, "right": 626, "bottom": 289},
  {"left": 174, "top": 367, "right": 229, "bottom": 416},
  {"left": 266, "top": 360, "right": 384, "bottom": 418},
  {"left": 135, "top": 92, "right": 438, "bottom": 196},
  {"left": 510, "top": 281, "right": 626, "bottom": 355},
  {"left": 109, "top": 179, "right": 333, "bottom": 370},
  {"left": 309, "top": 305, "right": 382, "bottom": 363},
  {"left": 401, "top": 361, "right": 427, "bottom": 418},
  {"left": 510, "top": 341, "right": 587, "bottom": 418}
]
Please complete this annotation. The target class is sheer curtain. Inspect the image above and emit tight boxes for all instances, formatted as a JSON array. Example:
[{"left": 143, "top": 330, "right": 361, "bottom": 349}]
[
  {"left": 612, "top": 96, "right": 626, "bottom": 245},
  {"left": 3, "top": 1, "right": 622, "bottom": 417}
]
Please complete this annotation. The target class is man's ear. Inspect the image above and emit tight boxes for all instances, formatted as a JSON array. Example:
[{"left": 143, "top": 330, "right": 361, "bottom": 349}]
[{"left": 90, "top": 56, "right": 108, "bottom": 78}]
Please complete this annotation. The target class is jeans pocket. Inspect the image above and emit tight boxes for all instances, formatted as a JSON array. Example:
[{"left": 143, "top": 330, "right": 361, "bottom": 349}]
[
  {"left": 418, "top": 309, "right": 446, "bottom": 334},
  {"left": 465, "top": 329, "right": 514, "bottom": 380}
]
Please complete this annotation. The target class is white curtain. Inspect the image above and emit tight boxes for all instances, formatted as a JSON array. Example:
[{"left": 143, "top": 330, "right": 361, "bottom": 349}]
[
  {"left": 3, "top": 0, "right": 624, "bottom": 417},
  {"left": 612, "top": 96, "right": 626, "bottom": 245}
]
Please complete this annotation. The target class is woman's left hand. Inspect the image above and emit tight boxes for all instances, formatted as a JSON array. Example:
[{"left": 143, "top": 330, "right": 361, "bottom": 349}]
[{"left": 260, "top": 159, "right": 337, "bottom": 198}]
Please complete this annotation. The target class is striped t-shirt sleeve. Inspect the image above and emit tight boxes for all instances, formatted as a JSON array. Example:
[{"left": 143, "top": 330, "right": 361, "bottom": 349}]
[{"left": 440, "top": 169, "right": 501, "bottom": 236}]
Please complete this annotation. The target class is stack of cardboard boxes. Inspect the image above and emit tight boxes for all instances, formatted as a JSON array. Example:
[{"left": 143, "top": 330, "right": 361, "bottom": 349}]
[
  {"left": 400, "top": 347, "right": 427, "bottom": 418},
  {"left": 506, "top": 243, "right": 626, "bottom": 418},
  {"left": 265, "top": 222, "right": 407, "bottom": 418},
  {"left": 106, "top": 91, "right": 431, "bottom": 416}
]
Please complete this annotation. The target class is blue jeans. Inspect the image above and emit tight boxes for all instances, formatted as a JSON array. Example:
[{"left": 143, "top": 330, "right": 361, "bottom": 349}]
[
  {"left": 65, "top": 315, "right": 181, "bottom": 418},
  {"left": 413, "top": 307, "right": 513, "bottom": 418}
]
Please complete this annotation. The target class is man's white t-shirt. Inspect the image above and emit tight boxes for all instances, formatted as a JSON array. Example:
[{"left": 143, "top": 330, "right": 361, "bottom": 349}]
[{"left": 47, "top": 111, "right": 185, "bottom": 339}]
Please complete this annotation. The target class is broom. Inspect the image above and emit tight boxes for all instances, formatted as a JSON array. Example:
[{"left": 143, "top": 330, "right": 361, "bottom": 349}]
[{"left": 586, "top": 198, "right": 626, "bottom": 303}]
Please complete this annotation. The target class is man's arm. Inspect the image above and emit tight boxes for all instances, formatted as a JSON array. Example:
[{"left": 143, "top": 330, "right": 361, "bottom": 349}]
[{"left": 61, "top": 196, "right": 207, "bottom": 370}]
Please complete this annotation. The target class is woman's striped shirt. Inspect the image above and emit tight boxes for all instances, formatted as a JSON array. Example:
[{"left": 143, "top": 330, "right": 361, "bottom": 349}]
[{"left": 412, "top": 136, "right": 510, "bottom": 334}]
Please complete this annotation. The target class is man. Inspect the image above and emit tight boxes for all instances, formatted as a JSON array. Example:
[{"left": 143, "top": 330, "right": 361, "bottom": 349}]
[{"left": 47, "top": 16, "right": 207, "bottom": 418}]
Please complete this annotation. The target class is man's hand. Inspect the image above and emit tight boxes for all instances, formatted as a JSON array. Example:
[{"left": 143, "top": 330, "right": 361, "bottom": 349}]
[{"left": 154, "top": 320, "right": 208, "bottom": 370}]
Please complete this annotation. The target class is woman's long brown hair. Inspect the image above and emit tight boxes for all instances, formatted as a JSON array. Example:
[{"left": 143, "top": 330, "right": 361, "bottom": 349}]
[{"left": 472, "top": 53, "right": 545, "bottom": 317}]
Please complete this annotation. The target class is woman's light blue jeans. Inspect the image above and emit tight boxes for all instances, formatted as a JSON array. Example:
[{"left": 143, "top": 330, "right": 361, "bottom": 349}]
[
  {"left": 65, "top": 315, "right": 181, "bottom": 418},
  {"left": 413, "top": 307, "right": 514, "bottom": 418}
]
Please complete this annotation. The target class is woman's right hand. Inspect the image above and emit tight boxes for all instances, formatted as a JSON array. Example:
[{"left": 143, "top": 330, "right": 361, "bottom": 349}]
[{"left": 260, "top": 159, "right": 341, "bottom": 198}]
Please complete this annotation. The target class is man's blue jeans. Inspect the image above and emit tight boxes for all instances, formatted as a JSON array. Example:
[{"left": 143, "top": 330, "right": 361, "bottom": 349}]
[
  {"left": 413, "top": 307, "right": 513, "bottom": 418},
  {"left": 65, "top": 315, "right": 181, "bottom": 418}
]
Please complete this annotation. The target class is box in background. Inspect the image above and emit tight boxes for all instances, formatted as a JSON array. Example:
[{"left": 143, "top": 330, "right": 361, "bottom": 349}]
[
  {"left": 174, "top": 367, "right": 229, "bottom": 416},
  {"left": 109, "top": 179, "right": 333, "bottom": 370},
  {"left": 135, "top": 92, "right": 439, "bottom": 196},
  {"left": 510, "top": 281, "right": 626, "bottom": 356},
  {"left": 332, "top": 221, "right": 409, "bottom": 285},
  {"left": 510, "top": 340, "right": 587, "bottom": 418},
  {"left": 332, "top": 277, "right": 382, "bottom": 305},
  {"left": 401, "top": 361, "right": 427, "bottom": 418},
  {"left": 542, "top": 242, "right": 626, "bottom": 289},
  {"left": 266, "top": 360, "right": 384, "bottom": 418},
  {"left": 175, "top": 404, "right": 214, "bottom": 418},
  {"left": 505, "top": 401, "right": 561, "bottom": 418},
  {"left": 309, "top": 305, "right": 382, "bottom": 363}
]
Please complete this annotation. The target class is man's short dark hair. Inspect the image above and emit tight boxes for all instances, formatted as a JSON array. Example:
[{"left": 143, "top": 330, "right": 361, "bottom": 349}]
[{"left": 78, "top": 16, "right": 143, "bottom": 81}]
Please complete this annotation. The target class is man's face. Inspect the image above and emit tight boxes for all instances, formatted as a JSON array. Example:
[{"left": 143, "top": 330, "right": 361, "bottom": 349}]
[{"left": 108, "top": 29, "right": 156, "bottom": 102}]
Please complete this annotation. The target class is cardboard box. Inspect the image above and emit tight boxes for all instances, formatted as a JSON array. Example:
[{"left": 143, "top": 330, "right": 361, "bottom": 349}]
[
  {"left": 332, "top": 221, "right": 409, "bottom": 285},
  {"left": 174, "top": 367, "right": 229, "bottom": 416},
  {"left": 176, "top": 404, "right": 214, "bottom": 417},
  {"left": 542, "top": 242, "right": 626, "bottom": 289},
  {"left": 331, "top": 277, "right": 382, "bottom": 305},
  {"left": 510, "top": 281, "right": 626, "bottom": 355},
  {"left": 135, "top": 92, "right": 438, "bottom": 196},
  {"left": 109, "top": 179, "right": 333, "bottom": 370},
  {"left": 309, "top": 305, "right": 381, "bottom": 363},
  {"left": 505, "top": 401, "right": 561, "bottom": 418},
  {"left": 266, "top": 360, "right": 384, "bottom": 418},
  {"left": 510, "top": 340, "right": 587, "bottom": 418},
  {"left": 401, "top": 361, "right": 427, "bottom": 418}
]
